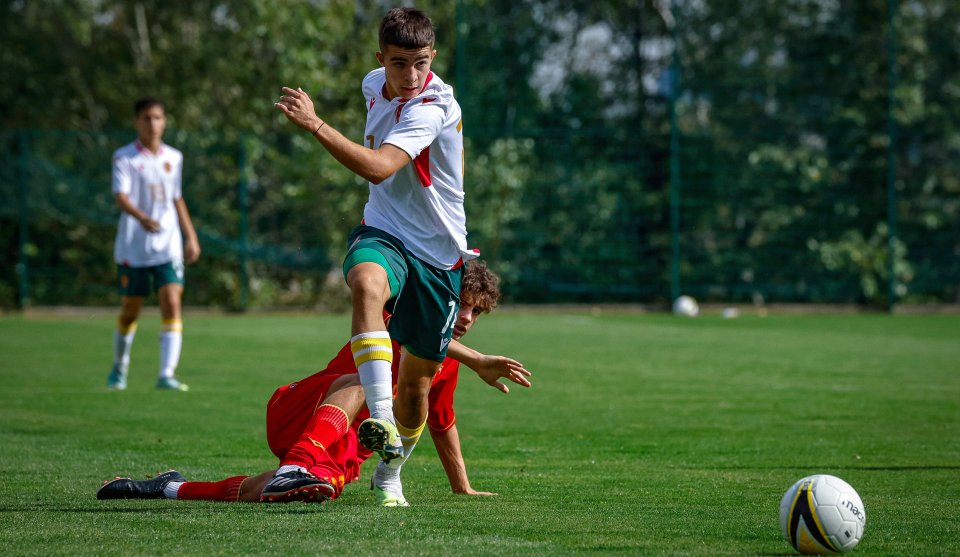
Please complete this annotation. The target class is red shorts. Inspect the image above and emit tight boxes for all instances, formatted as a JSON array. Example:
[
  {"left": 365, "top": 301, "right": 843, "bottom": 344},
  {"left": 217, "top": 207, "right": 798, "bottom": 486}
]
[{"left": 265, "top": 371, "right": 373, "bottom": 494}]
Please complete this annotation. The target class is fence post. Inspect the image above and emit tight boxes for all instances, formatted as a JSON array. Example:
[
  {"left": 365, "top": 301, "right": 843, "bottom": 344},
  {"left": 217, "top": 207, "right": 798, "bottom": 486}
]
[
  {"left": 237, "top": 135, "right": 249, "bottom": 311},
  {"left": 455, "top": 0, "right": 466, "bottom": 95},
  {"left": 16, "top": 130, "right": 30, "bottom": 310},
  {"left": 668, "top": 6, "right": 681, "bottom": 303},
  {"left": 886, "top": 0, "right": 899, "bottom": 313}
]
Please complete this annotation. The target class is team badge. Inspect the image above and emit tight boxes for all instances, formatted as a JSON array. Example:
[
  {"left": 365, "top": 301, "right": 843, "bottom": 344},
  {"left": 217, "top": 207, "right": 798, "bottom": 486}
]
[{"left": 164, "top": 161, "right": 172, "bottom": 173}]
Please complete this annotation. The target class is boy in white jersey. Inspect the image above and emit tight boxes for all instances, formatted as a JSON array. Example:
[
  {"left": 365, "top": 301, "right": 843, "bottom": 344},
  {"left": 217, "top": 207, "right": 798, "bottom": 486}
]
[
  {"left": 273, "top": 7, "right": 475, "bottom": 504},
  {"left": 107, "top": 97, "right": 201, "bottom": 392}
]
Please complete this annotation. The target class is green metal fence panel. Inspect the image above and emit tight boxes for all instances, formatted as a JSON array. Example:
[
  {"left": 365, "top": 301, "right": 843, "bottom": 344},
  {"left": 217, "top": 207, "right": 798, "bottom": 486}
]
[{"left": 2, "top": 1, "right": 958, "bottom": 309}]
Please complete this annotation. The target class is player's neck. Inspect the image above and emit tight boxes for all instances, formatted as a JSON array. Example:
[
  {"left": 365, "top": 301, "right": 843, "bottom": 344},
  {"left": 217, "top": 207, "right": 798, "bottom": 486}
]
[
  {"left": 138, "top": 137, "right": 162, "bottom": 154},
  {"left": 382, "top": 82, "right": 400, "bottom": 101}
]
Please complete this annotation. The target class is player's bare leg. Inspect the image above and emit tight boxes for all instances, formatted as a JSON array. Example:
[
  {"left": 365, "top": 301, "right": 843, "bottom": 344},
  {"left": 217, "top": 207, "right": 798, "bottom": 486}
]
[
  {"left": 239, "top": 471, "right": 275, "bottom": 502},
  {"left": 261, "top": 375, "right": 363, "bottom": 503},
  {"left": 108, "top": 296, "right": 144, "bottom": 389},
  {"left": 156, "top": 284, "right": 187, "bottom": 391},
  {"left": 349, "top": 263, "right": 403, "bottom": 460},
  {"left": 370, "top": 351, "right": 439, "bottom": 506}
]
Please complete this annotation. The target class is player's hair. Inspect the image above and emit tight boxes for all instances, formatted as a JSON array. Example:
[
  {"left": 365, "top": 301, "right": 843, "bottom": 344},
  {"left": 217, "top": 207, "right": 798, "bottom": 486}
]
[
  {"left": 379, "top": 7, "right": 435, "bottom": 50},
  {"left": 461, "top": 260, "right": 501, "bottom": 314},
  {"left": 134, "top": 97, "right": 164, "bottom": 116}
]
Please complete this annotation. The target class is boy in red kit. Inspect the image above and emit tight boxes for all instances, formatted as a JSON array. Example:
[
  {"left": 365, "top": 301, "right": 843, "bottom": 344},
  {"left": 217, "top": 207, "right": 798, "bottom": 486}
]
[{"left": 98, "top": 262, "right": 531, "bottom": 506}]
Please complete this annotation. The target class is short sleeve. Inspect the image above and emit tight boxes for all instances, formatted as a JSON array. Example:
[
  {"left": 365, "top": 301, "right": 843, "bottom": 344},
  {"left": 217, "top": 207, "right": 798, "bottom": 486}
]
[
  {"left": 173, "top": 156, "right": 183, "bottom": 200},
  {"left": 382, "top": 99, "right": 446, "bottom": 160},
  {"left": 111, "top": 153, "right": 131, "bottom": 195},
  {"left": 427, "top": 359, "right": 459, "bottom": 432}
]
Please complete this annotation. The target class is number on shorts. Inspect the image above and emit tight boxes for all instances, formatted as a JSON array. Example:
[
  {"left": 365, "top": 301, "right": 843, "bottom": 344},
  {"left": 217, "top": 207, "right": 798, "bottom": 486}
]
[{"left": 440, "top": 300, "right": 456, "bottom": 334}]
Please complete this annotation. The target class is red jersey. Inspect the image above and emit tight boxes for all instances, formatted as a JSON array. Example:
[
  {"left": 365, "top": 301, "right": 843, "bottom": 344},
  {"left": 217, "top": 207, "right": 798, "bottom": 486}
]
[{"left": 313, "top": 340, "right": 460, "bottom": 432}]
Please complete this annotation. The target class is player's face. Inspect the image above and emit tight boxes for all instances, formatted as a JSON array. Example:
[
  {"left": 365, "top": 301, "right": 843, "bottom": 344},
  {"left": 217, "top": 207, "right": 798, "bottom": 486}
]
[
  {"left": 135, "top": 105, "right": 166, "bottom": 145},
  {"left": 376, "top": 44, "right": 436, "bottom": 100},
  {"left": 452, "top": 296, "right": 483, "bottom": 340}
]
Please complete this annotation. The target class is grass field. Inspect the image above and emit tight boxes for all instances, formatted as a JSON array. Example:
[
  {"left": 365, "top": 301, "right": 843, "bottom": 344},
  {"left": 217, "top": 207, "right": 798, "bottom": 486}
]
[{"left": 0, "top": 309, "right": 958, "bottom": 556}]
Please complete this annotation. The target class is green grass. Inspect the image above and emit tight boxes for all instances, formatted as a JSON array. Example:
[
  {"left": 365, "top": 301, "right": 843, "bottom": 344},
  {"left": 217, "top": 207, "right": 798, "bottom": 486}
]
[{"left": 0, "top": 310, "right": 958, "bottom": 556}]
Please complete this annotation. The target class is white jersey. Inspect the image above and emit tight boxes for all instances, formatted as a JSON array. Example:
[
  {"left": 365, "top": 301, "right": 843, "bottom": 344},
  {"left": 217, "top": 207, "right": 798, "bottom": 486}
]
[
  {"left": 361, "top": 68, "right": 478, "bottom": 270},
  {"left": 112, "top": 140, "right": 184, "bottom": 267}
]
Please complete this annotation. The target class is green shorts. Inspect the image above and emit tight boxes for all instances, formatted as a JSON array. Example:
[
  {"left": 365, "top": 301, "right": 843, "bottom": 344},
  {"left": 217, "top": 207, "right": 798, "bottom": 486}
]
[
  {"left": 117, "top": 261, "right": 185, "bottom": 297},
  {"left": 343, "top": 225, "right": 463, "bottom": 362}
]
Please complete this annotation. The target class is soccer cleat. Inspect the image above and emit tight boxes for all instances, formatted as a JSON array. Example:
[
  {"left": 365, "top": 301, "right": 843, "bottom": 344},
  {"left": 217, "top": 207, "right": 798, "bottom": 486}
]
[
  {"left": 373, "top": 484, "right": 410, "bottom": 507},
  {"left": 357, "top": 418, "right": 403, "bottom": 462},
  {"left": 97, "top": 470, "right": 185, "bottom": 500},
  {"left": 107, "top": 365, "right": 127, "bottom": 390},
  {"left": 156, "top": 377, "right": 189, "bottom": 391},
  {"left": 370, "top": 460, "right": 409, "bottom": 507},
  {"left": 259, "top": 470, "right": 337, "bottom": 503}
]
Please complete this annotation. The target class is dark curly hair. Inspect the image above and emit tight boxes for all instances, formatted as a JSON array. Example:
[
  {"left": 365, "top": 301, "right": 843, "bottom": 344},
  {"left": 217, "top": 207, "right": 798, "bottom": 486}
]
[{"left": 461, "top": 260, "right": 500, "bottom": 314}]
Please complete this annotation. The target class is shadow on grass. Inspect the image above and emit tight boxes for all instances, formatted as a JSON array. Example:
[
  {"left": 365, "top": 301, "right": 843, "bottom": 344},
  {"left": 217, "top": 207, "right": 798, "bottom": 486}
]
[{"left": 0, "top": 505, "right": 330, "bottom": 514}]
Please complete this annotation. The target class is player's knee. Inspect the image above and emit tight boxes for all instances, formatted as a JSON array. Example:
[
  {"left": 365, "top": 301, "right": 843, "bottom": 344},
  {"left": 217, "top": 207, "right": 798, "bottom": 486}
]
[{"left": 347, "top": 264, "right": 389, "bottom": 296}]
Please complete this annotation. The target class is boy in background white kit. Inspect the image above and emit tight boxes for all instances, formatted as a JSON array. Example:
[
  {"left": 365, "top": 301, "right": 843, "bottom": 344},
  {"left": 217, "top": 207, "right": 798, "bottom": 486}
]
[{"left": 107, "top": 97, "right": 201, "bottom": 392}]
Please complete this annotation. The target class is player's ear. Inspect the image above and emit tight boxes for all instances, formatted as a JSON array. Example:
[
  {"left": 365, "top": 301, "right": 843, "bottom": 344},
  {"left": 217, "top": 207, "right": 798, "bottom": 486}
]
[{"left": 376, "top": 51, "right": 385, "bottom": 66}]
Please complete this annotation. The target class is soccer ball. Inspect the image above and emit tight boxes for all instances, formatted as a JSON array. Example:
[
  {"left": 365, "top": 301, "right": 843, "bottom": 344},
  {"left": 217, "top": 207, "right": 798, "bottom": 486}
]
[
  {"left": 779, "top": 474, "right": 866, "bottom": 554},
  {"left": 672, "top": 295, "right": 699, "bottom": 317}
]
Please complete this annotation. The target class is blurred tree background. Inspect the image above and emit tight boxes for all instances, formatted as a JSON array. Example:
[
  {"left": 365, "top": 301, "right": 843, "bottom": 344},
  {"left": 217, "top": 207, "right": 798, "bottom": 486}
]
[{"left": 1, "top": 0, "right": 957, "bottom": 310}]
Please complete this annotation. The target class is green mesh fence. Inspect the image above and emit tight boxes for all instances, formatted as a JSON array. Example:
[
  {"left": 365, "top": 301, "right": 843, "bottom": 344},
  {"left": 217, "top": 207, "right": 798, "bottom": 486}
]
[
  {"left": 0, "top": 128, "right": 336, "bottom": 310},
  {"left": 2, "top": 1, "right": 958, "bottom": 309}
]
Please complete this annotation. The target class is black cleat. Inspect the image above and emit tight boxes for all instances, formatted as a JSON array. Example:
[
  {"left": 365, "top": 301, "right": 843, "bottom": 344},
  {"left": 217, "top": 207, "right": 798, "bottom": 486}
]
[
  {"left": 357, "top": 418, "right": 403, "bottom": 463},
  {"left": 97, "top": 470, "right": 186, "bottom": 500},
  {"left": 259, "top": 470, "right": 336, "bottom": 503}
]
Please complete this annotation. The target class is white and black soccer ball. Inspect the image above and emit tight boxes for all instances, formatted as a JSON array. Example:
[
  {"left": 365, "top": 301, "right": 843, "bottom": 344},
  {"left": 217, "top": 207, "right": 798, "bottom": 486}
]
[
  {"left": 779, "top": 474, "right": 866, "bottom": 554},
  {"left": 672, "top": 295, "right": 699, "bottom": 317}
]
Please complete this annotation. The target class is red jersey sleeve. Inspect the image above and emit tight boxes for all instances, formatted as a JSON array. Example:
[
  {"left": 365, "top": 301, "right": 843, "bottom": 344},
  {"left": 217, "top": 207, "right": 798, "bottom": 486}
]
[
  {"left": 324, "top": 343, "right": 358, "bottom": 375},
  {"left": 427, "top": 358, "right": 459, "bottom": 432}
]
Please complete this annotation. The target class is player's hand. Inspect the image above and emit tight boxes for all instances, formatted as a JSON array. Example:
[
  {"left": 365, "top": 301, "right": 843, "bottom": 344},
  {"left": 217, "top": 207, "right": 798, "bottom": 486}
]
[
  {"left": 183, "top": 238, "right": 201, "bottom": 264},
  {"left": 138, "top": 216, "right": 161, "bottom": 233},
  {"left": 471, "top": 354, "right": 532, "bottom": 394},
  {"left": 456, "top": 487, "right": 498, "bottom": 496},
  {"left": 274, "top": 86, "right": 323, "bottom": 133}
]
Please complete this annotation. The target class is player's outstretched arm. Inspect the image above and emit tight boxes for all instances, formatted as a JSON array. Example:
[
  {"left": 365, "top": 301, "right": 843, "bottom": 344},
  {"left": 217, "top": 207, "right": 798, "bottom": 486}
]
[
  {"left": 430, "top": 424, "right": 496, "bottom": 496},
  {"left": 274, "top": 86, "right": 410, "bottom": 184},
  {"left": 447, "top": 339, "right": 532, "bottom": 394}
]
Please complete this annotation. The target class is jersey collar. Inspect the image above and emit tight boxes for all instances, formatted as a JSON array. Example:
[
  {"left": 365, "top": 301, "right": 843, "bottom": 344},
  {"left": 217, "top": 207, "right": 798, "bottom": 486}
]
[
  {"left": 134, "top": 139, "right": 164, "bottom": 156},
  {"left": 382, "top": 71, "right": 435, "bottom": 103}
]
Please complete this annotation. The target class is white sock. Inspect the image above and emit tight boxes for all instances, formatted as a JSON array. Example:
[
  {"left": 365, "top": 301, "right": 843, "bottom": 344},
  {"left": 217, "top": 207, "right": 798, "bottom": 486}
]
[
  {"left": 163, "top": 481, "right": 183, "bottom": 499},
  {"left": 374, "top": 460, "right": 404, "bottom": 495},
  {"left": 276, "top": 464, "right": 307, "bottom": 476},
  {"left": 159, "top": 322, "right": 183, "bottom": 379},
  {"left": 359, "top": 359, "right": 395, "bottom": 422},
  {"left": 113, "top": 326, "right": 137, "bottom": 373},
  {"left": 351, "top": 332, "right": 395, "bottom": 422}
]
